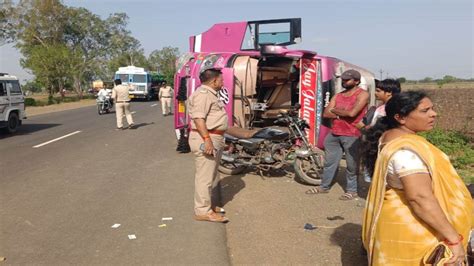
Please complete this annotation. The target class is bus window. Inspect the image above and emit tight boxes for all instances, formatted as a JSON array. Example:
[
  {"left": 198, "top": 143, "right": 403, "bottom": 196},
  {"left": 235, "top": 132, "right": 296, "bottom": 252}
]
[{"left": 117, "top": 74, "right": 128, "bottom": 82}]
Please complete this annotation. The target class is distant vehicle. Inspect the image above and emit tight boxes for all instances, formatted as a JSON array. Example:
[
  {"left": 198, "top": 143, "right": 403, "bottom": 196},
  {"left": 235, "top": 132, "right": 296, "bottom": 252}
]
[
  {"left": 114, "top": 66, "right": 155, "bottom": 101},
  {"left": 174, "top": 18, "right": 375, "bottom": 150},
  {"left": 0, "top": 73, "right": 26, "bottom": 133}
]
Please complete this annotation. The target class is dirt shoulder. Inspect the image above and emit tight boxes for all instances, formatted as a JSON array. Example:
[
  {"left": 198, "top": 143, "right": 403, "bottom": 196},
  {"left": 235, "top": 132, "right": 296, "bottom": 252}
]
[
  {"left": 220, "top": 163, "right": 369, "bottom": 265},
  {"left": 26, "top": 99, "right": 96, "bottom": 117}
]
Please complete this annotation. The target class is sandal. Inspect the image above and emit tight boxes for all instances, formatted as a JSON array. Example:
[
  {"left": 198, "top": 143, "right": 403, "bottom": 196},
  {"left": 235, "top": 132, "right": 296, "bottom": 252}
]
[
  {"left": 305, "top": 187, "right": 330, "bottom": 195},
  {"left": 339, "top": 192, "right": 358, "bottom": 201}
]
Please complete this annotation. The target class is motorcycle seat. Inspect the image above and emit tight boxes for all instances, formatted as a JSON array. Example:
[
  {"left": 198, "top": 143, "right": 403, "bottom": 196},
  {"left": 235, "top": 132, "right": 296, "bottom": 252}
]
[
  {"left": 225, "top": 126, "right": 259, "bottom": 139},
  {"left": 253, "top": 127, "right": 289, "bottom": 141}
]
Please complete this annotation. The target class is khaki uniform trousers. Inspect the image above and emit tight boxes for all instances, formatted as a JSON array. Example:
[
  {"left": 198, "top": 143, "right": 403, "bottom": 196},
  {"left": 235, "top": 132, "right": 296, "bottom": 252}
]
[
  {"left": 161, "top": 97, "right": 172, "bottom": 115},
  {"left": 115, "top": 102, "right": 134, "bottom": 128},
  {"left": 189, "top": 131, "right": 224, "bottom": 215}
]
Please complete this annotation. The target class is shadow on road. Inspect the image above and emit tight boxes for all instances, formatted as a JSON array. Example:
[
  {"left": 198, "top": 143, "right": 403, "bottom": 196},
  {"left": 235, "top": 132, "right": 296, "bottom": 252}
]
[
  {"left": 130, "top": 122, "right": 154, "bottom": 129},
  {"left": 0, "top": 123, "right": 61, "bottom": 139},
  {"left": 310, "top": 165, "right": 370, "bottom": 200},
  {"left": 218, "top": 172, "right": 247, "bottom": 208},
  {"left": 330, "top": 223, "right": 368, "bottom": 266}
]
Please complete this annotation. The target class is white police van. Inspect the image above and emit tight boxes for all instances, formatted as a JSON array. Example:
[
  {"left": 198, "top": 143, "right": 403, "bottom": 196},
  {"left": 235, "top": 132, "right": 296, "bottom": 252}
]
[{"left": 0, "top": 73, "right": 26, "bottom": 133}]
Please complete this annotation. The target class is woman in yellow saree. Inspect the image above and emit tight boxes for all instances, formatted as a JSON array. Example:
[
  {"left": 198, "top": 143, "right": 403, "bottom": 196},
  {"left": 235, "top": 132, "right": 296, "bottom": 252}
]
[{"left": 361, "top": 91, "right": 473, "bottom": 265}]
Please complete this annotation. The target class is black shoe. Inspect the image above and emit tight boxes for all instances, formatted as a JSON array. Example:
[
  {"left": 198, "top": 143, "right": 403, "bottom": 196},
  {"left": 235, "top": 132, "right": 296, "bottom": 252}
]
[
  {"left": 116, "top": 127, "right": 123, "bottom": 130},
  {"left": 128, "top": 124, "right": 135, "bottom": 129}
]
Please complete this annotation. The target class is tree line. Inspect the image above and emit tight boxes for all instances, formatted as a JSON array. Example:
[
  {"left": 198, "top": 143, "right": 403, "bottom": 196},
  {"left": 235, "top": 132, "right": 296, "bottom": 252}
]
[{"left": 0, "top": 0, "right": 179, "bottom": 97}]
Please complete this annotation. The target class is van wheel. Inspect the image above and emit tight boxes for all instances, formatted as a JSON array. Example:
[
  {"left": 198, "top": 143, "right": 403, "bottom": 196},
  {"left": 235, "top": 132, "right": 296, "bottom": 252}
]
[{"left": 6, "top": 112, "right": 19, "bottom": 133}]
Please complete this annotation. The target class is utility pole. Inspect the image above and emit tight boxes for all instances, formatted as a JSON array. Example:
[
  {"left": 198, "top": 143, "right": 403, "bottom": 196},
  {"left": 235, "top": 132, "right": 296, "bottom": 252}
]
[{"left": 379, "top": 69, "right": 384, "bottom": 80}]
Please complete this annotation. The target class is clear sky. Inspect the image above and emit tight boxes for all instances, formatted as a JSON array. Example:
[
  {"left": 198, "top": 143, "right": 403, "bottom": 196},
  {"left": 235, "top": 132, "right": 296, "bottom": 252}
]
[{"left": 1, "top": 0, "right": 472, "bottom": 82}]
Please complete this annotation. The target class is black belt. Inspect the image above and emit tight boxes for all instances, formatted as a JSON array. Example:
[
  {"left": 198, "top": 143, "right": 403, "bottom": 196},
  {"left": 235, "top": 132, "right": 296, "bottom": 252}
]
[{"left": 116, "top": 101, "right": 130, "bottom": 103}]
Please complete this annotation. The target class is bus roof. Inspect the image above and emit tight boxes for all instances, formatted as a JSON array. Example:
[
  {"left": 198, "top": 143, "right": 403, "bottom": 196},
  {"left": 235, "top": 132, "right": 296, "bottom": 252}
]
[{"left": 116, "top": 66, "right": 147, "bottom": 74}]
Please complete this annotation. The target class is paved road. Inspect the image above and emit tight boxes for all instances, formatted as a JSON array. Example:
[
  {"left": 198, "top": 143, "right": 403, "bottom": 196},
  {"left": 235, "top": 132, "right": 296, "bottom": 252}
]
[{"left": 0, "top": 101, "right": 230, "bottom": 265}]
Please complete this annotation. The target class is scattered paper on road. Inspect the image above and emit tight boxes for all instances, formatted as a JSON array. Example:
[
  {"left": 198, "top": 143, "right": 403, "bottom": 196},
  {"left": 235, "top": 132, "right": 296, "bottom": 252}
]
[
  {"left": 158, "top": 224, "right": 167, "bottom": 228},
  {"left": 111, "top": 223, "right": 121, "bottom": 228},
  {"left": 128, "top": 234, "right": 137, "bottom": 240},
  {"left": 162, "top": 217, "right": 173, "bottom": 221}
]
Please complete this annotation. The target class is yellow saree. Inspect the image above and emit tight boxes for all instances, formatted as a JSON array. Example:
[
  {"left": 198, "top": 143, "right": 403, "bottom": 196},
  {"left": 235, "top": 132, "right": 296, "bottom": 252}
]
[{"left": 362, "top": 134, "right": 473, "bottom": 265}]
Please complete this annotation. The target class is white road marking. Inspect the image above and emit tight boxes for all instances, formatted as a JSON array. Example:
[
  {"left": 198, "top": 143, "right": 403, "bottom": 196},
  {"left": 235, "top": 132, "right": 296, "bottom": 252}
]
[
  {"left": 33, "top": 131, "right": 82, "bottom": 148},
  {"left": 151, "top": 104, "right": 158, "bottom": 107}
]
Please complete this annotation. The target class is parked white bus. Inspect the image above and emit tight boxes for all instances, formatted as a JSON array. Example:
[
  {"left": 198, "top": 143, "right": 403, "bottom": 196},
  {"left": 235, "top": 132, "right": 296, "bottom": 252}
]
[{"left": 114, "top": 66, "right": 155, "bottom": 100}]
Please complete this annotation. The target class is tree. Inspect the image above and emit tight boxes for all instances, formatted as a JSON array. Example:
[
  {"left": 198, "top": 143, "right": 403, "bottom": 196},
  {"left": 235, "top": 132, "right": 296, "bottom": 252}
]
[
  {"left": 102, "top": 13, "right": 146, "bottom": 79},
  {"left": 0, "top": 0, "right": 15, "bottom": 44},
  {"left": 22, "top": 80, "right": 42, "bottom": 93},
  {"left": 421, "top": 77, "right": 433, "bottom": 83},
  {"left": 397, "top": 77, "right": 406, "bottom": 83},
  {"left": 442, "top": 75, "right": 457, "bottom": 83},
  {"left": 148, "top": 46, "right": 180, "bottom": 84},
  {"left": 12, "top": 0, "right": 70, "bottom": 96},
  {"left": 21, "top": 44, "right": 77, "bottom": 96},
  {"left": 8, "top": 1, "right": 145, "bottom": 96}
]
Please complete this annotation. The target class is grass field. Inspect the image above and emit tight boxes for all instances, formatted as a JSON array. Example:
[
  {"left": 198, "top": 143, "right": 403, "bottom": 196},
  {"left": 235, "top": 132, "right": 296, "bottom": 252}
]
[{"left": 402, "top": 81, "right": 474, "bottom": 90}]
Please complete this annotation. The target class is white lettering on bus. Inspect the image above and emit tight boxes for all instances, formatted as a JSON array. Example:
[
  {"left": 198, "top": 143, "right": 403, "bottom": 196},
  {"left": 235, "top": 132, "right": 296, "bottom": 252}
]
[{"left": 301, "top": 62, "right": 316, "bottom": 88}]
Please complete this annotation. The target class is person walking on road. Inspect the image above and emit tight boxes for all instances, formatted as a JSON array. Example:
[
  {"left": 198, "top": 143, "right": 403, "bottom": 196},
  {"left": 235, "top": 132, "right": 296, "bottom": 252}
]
[
  {"left": 112, "top": 79, "right": 134, "bottom": 130},
  {"left": 159, "top": 81, "right": 173, "bottom": 116},
  {"left": 188, "top": 68, "right": 229, "bottom": 223},
  {"left": 305, "top": 69, "right": 369, "bottom": 200}
]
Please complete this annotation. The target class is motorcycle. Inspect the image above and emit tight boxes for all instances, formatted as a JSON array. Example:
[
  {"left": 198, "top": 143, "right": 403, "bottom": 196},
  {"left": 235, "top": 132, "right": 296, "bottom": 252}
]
[
  {"left": 219, "top": 104, "right": 324, "bottom": 185},
  {"left": 96, "top": 95, "right": 113, "bottom": 115}
]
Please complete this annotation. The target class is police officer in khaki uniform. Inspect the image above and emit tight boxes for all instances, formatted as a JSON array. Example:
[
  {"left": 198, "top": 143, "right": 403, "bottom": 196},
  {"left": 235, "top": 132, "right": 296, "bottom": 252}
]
[
  {"left": 112, "top": 79, "right": 134, "bottom": 130},
  {"left": 188, "top": 68, "right": 229, "bottom": 223},
  {"left": 158, "top": 81, "right": 173, "bottom": 116}
]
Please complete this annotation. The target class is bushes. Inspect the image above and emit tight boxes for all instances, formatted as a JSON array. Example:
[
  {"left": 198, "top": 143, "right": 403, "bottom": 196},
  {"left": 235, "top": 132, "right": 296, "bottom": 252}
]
[
  {"left": 24, "top": 98, "right": 36, "bottom": 106},
  {"left": 420, "top": 128, "right": 474, "bottom": 184},
  {"left": 25, "top": 95, "right": 89, "bottom": 106}
]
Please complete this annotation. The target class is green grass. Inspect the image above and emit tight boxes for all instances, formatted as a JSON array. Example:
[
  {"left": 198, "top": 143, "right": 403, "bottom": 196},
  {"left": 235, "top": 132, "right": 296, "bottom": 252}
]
[{"left": 420, "top": 128, "right": 474, "bottom": 184}]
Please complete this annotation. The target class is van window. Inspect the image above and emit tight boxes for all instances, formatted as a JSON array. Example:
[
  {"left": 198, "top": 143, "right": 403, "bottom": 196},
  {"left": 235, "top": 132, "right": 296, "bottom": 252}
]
[
  {"left": 8, "top": 80, "right": 22, "bottom": 95},
  {"left": 0, "top": 82, "right": 5, "bottom": 96}
]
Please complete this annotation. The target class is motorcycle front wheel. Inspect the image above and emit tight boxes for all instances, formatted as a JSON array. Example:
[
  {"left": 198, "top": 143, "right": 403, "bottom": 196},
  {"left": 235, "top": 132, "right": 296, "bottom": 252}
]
[
  {"left": 97, "top": 104, "right": 104, "bottom": 115},
  {"left": 294, "top": 156, "right": 323, "bottom": 185},
  {"left": 218, "top": 161, "right": 246, "bottom": 175}
]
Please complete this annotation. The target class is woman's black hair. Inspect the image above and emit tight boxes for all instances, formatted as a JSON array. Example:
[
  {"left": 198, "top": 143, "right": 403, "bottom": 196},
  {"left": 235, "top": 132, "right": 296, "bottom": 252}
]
[{"left": 361, "top": 90, "right": 429, "bottom": 175}]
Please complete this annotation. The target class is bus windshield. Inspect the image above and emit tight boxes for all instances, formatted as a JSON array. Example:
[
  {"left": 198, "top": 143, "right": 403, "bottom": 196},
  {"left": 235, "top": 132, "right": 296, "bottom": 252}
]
[{"left": 133, "top": 74, "right": 147, "bottom": 83}]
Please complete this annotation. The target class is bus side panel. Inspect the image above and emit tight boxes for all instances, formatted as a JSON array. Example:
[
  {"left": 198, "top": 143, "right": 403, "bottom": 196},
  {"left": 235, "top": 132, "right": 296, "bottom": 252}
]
[
  {"left": 299, "top": 58, "right": 318, "bottom": 145},
  {"left": 220, "top": 68, "right": 234, "bottom": 127},
  {"left": 316, "top": 57, "right": 337, "bottom": 150}
]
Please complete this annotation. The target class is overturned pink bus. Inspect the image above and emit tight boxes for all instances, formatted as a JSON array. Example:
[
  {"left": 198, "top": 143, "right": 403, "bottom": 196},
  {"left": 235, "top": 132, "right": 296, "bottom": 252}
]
[{"left": 174, "top": 18, "right": 375, "bottom": 150}]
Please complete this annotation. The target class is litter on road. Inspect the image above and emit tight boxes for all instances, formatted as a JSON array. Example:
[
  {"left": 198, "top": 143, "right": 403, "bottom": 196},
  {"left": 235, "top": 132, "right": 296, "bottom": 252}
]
[
  {"left": 158, "top": 224, "right": 167, "bottom": 228},
  {"left": 161, "top": 217, "right": 173, "bottom": 221},
  {"left": 326, "top": 216, "right": 344, "bottom": 221},
  {"left": 304, "top": 223, "right": 317, "bottom": 230},
  {"left": 128, "top": 234, "right": 137, "bottom": 240},
  {"left": 111, "top": 223, "right": 121, "bottom": 228}
]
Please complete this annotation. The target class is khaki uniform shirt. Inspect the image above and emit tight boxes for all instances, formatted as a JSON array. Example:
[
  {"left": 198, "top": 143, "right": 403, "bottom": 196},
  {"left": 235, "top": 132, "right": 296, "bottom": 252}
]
[
  {"left": 159, "top": 86, "right": 173, "bottom": 98},
  {"left": 188, "top": 85, "right": 228, "bottom": 131},
  {"left": 112, "top": 84, "right": 130, "bottom": 102}
]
